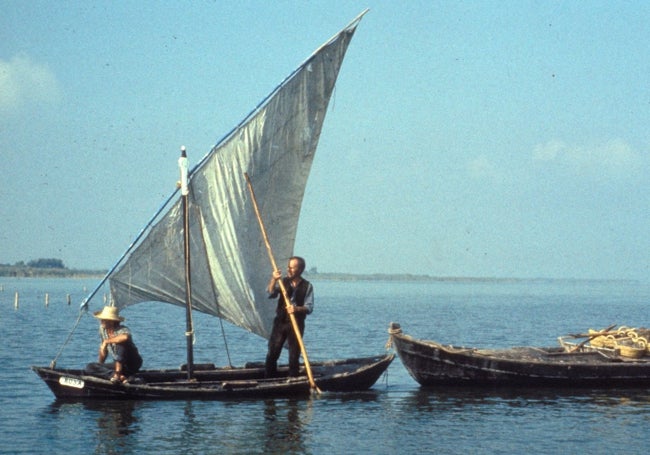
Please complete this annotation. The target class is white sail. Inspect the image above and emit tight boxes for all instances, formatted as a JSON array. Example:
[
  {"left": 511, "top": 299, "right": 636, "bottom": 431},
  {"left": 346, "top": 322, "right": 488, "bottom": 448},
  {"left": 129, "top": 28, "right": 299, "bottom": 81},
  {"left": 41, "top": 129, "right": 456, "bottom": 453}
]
[{"left": 109, "top": 15, "right": 364, "bottom": 339}]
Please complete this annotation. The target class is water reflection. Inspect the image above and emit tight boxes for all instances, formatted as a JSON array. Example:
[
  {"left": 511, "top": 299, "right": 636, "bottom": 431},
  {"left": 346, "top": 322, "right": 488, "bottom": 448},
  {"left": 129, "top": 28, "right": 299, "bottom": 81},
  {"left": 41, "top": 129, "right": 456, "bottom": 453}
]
[
  {"left": 402, "top": 386, "right": 650, "bottom": 411},
  {"left": 324, "top": 390, "right": 383, "bottom": 403},
  {"left": 262, "top": 398, "right": 311, "bottom": 454},
  {"left": 50, "top": 400, "right": 139, "bottom": 454}
]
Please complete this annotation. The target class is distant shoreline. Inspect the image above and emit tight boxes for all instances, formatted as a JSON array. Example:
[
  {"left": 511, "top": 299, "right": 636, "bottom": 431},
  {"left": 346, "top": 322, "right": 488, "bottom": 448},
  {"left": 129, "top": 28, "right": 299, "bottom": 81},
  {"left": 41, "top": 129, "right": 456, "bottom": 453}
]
[
  {"left": 0, "top": 266, "right": 107, "bottom": 279},
  {"left": 305, "top": 272, "right": 639, "bottom": 284},
  {"left": 0, "top": 266, "right": 637, "bottom": 284}
]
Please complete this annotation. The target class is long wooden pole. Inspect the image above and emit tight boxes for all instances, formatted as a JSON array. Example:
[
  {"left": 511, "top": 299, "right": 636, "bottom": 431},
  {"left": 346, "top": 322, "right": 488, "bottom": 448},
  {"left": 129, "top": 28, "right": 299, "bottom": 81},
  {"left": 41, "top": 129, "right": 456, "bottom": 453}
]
[
  {"left": 565, "top": 324, "right": 619, "bottom": 339},
  {"left": 179, "top": 146, "right": 194, "bottom": 380},
  {"left": 244, "top": 173, "right": 320, "bottom": 393},
  {"left": 567, "top": 324, "right": 618, "bottom": 353}
]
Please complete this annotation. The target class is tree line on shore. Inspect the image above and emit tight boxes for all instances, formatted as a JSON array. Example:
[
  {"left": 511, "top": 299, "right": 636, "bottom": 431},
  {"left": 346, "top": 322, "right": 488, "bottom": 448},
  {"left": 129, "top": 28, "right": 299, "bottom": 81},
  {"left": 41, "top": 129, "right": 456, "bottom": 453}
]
[
  {"left": 0, "top": 258, "right": 106, "bottom": 278},
  {"left": 1, "top": 257, "right": 444, "bottom": 281}
]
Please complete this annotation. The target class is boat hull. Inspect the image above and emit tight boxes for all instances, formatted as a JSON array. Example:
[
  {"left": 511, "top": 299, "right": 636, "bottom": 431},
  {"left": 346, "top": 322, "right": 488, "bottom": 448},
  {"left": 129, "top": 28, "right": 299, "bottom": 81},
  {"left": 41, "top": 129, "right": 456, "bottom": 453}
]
[
  {"left": 389, "top": 324, "right": 650, "bottom": 387},
  {"left": 32, "top": 354, "right": 393, "bottom": 400}
]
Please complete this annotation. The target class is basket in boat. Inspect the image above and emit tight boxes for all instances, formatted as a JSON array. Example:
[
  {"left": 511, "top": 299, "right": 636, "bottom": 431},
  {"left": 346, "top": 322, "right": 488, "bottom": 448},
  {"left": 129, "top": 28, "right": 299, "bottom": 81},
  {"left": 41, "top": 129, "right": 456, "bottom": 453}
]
[
  {"left": 588, "top": 330, "right": 616, "bottom": 348},
  {"left": 616, "top": 339, "right": 647, "bottom": 359}
]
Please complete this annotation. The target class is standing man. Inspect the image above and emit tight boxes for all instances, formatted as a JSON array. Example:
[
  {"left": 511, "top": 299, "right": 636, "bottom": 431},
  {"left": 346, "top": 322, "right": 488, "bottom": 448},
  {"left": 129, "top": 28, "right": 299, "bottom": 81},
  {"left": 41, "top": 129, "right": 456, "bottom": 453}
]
[
  {"left": 94, "top": 305, "right": 143, "bottom": 384},
  {"left": 265, "top": 256, "right": 314, "bottom": 378}
]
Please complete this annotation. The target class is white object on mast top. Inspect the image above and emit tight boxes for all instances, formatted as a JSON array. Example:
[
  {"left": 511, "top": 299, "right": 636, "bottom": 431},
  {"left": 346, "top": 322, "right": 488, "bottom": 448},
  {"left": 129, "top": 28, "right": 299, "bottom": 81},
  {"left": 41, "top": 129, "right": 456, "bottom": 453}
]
[{"left": 178, "top": 145, "right": 189, "bottom": 196}]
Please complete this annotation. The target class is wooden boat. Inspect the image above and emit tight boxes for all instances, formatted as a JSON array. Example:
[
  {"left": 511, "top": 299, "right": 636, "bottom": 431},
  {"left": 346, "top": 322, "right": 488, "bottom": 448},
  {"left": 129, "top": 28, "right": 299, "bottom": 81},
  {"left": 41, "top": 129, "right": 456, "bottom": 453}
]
[
  {"left": 32, "top": 10, "right": 394, "bottom": 400},
  {"left": 388, "top": 322, "right": 650, "bottom": 387},
  {"left": 31, "top": 355, "right": 393, "bottom": 400}
]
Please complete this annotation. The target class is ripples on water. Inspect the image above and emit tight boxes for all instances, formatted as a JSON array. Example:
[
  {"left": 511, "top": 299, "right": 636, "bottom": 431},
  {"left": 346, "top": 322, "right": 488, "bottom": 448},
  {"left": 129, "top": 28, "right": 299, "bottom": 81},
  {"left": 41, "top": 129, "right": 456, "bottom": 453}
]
[{"left": 1, "top": 278, "right": 649, "bottom": 454}]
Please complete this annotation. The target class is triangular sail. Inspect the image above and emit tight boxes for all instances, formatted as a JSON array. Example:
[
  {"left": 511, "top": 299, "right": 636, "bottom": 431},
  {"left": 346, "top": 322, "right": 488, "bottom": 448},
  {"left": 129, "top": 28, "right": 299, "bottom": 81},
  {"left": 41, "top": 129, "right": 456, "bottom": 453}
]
[{"left": 109, "top": 14, "right": 364, "bottom": 338}]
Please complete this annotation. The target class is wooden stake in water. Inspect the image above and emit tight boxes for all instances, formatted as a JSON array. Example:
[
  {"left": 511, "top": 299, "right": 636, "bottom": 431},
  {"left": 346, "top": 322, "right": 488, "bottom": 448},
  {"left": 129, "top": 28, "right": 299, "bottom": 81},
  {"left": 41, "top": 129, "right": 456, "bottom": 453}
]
[
  {"left": 14, "top": 292, "right": 18, "bottom": 309},
  {"left": 67, "top": 294, "right": 71, "bottom": 305},
  {"left": 45, "top": 293, "right": 49, "bottom": 307}
]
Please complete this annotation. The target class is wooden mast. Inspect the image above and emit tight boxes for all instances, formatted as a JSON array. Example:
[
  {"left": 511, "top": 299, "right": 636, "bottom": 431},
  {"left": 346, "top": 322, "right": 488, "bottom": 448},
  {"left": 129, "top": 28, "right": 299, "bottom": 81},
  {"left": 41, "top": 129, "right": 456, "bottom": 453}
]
[{"left": 179, "top": 146, "right": 194, "bottom": 380}]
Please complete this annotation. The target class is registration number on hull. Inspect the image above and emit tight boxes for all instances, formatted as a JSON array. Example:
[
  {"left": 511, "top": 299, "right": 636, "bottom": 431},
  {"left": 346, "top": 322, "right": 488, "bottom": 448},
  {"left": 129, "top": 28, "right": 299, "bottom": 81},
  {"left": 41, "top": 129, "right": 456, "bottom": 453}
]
[{"left": 59, "top": 376, "right": 85, "bottom": 389}]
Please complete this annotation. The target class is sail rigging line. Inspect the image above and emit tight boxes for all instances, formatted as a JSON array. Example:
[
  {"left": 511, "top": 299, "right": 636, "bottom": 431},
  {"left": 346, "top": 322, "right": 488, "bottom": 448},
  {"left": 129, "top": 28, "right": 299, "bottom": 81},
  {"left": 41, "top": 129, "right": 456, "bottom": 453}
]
[
  {"left": 78, "top": 187, "right": 181, "bottom": 312},
  {"left": 192, "top": 202, "right": 234, "bottom": 368},
  {"left": 244, "top": 173, "right": 321, "bottom": 393},
  {"left": 216, "top": 307, "right": 233, "bottom": 367},
  {"left": 207, "top": 254, "right": 233, "bottom": 367},
  {"left": 189, "top": 190, "right": 234, "bottom": 368},
  {"left": 49, "top": 306, "right": 87, "bottom": 368}
]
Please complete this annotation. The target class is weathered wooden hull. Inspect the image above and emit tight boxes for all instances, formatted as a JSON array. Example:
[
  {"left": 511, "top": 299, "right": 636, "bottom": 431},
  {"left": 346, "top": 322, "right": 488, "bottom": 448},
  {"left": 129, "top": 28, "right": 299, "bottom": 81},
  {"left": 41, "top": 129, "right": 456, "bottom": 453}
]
[
  {"left": 32, "top": 354, "right": 394, "bottom": 400},
  {"left": 390, "top": 324, "right": 650, "bottom": 387}
]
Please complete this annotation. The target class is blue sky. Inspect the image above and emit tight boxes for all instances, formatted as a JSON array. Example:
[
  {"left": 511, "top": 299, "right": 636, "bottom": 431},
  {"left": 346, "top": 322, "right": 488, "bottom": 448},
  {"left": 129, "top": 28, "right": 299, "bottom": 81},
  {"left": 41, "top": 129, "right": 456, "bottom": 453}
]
[{"left": 2, "top": 1, "right": 649, "bottom": 281}]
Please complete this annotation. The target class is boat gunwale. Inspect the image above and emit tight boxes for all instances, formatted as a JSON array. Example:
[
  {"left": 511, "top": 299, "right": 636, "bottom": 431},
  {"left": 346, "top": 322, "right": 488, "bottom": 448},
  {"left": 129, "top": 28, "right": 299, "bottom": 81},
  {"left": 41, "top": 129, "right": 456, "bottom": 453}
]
[{"left": 392, "top": 331, "right": 650, "bottom": 366}]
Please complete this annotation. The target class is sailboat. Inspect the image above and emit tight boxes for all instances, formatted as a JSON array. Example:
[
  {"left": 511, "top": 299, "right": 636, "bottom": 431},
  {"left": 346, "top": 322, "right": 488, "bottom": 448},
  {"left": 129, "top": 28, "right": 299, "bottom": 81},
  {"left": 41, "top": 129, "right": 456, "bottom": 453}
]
[{"left": 32, "top": 10, "right": 393, "bottom": 400}]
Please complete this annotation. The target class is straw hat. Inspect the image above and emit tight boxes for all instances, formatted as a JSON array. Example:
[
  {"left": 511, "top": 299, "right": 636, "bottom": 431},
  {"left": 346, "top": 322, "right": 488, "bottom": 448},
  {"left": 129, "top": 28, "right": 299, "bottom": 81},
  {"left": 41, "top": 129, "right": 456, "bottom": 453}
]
[{"left": 93, "top": 306, "right": 125, "bottom": 322}]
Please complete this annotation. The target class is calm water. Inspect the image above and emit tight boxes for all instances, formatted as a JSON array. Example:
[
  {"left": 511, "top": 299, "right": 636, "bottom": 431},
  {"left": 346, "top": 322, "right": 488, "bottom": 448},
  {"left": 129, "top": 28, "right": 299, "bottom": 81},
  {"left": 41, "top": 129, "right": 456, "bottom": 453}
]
[{"left": 2, "top": 277, "right": 650, "bottom": 454}]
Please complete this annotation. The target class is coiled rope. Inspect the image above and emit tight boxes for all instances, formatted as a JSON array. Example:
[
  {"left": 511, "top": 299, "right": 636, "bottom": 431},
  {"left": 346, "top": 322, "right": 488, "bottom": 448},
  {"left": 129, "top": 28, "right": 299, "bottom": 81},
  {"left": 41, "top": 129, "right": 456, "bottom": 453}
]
[{"left": 385, "top": 322, "right": 402, "bottom": 349}]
